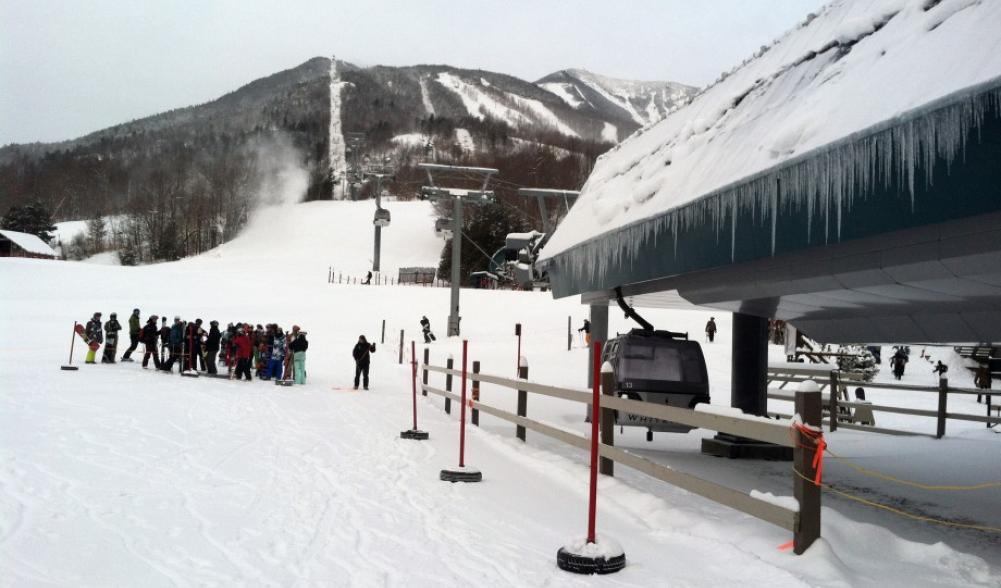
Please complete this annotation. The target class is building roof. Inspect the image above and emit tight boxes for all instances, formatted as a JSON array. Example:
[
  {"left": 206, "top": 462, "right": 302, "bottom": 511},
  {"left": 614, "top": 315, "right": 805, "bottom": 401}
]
[
  {"left": 0, "top": 229, "right": 57, "bottom": 257},
  {"left": 539, "top": 0, "right": 1001, "bottom": 267}
]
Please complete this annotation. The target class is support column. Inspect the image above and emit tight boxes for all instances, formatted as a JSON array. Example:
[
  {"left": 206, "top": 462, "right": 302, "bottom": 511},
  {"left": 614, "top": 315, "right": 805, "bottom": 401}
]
[
  {"left": 586, "top": 304, "right": 609, "bottom": 388},
  {"left": 447, "top": 197, "right": 463, "bottom": 336},
  {"left": 701, "top": 312, "right": 791, "bottom": 460}
]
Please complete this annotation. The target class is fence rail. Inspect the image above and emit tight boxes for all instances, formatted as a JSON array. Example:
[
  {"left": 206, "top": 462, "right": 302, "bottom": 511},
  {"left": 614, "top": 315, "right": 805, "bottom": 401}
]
[{"left": 422, "top": 354, "right": 820, "bottom": 552}]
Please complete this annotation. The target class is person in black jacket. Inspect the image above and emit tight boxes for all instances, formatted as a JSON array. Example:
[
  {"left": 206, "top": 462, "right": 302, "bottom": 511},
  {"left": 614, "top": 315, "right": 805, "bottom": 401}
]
[
  {"left": 204, "top": 321, "right": 221, "bottom": 375},
  {"left": 102, "top": 312, "right": 122, "bottom": 363},
  {"left": 352, "top": 335, "right": 376, "bottom": 390},
  {"left": 158, "top": 316, "right": 170, "bottom": 364},
  {"left": 420, "top": 316, "right": 436, "bottom": 343},
  {"left": 141, "top": 315, "right": 162, "bottom": 369},
  {"left": 288, "top": 326, "right": 309, "bottom": 385}
]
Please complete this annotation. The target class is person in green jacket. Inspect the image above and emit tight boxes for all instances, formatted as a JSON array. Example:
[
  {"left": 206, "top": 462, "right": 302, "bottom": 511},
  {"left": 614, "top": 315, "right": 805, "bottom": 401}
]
[
  {"left": 120, "top": 308, "right": 141, "bottom": 361},
  {"left": 289, "top": 326, "right": 308, "bottom": 385}
]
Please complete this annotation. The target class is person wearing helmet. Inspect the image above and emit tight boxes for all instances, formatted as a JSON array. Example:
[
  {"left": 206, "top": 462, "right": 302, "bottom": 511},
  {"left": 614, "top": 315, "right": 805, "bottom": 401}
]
[
  {"left": 204, "top": 320, "right": 221, "bottom": 375},
  {"left": 84, "top": 312, "right": 104, "bottom": 364},
  {"left": 120, "top": 308, "right": 142, "bottom": 362},
  {"left": 141, "top": 315, "right": 162, "bottom": 369},
  {"left": 288, "top": 326, "right": 309, "bottom": 385},
  {"left": 102, "top": 312, "right": 122, "bottom": 363}
]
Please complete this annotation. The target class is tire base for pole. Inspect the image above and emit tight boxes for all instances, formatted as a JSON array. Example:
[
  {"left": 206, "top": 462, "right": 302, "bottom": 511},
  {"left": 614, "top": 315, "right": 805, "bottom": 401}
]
[
  {"left": 556, "top": 538, "right": 626, "bottom": 575},
  {"left": 60, "top": 365, "right": 79, "bottom": 371},
  {"left": 181, "top": 371, "right": 200, "bottom": 378},
  {"left": 440, "top": 466, "right": 481, "bottom": 483},
  {"left": 276, "top": 379, "right": 294, "bottom": 387},
  {"left": 400, "top": 429, "right": 429, "bottom": 440}
]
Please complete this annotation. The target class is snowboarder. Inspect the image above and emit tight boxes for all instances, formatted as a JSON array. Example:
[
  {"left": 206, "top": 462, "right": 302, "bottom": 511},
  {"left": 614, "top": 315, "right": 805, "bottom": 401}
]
[
  {"left": 204, "top": 321, "right": 221, "bottom": 375},
  {"left": 420, "top": 316, "right": 436, "bottom": 343},
  {"left": 232, "top": 325, "right": 253, "bottom": 381},
  {"left": 891, "top": 348, "right": 909, "bottom": 380},
  {"left": 102, "top": 312, "right": 122, "bottom": 363},
  {"left": 577, "top": 319, "right": 591, "bottom": 346},
  {"left": 352, "top": 335, "right": 376, "bottom": 390},
  {"left": 364, "top": 271, "right": 373, "bottom": 285},
  {"left": 84, "top": 312, "right": 104, "bottom": 364},
  {"left": 120, "top": 308, "right": 141, "bottom": 362},
  {"left": 705, "top": 317, "right": 718, "bottom": 343},
  {"left": 933, "top": 361, "right": 949, "bottom": 378},
  {"left": 289, "top": 326, "right": 309, "bottom": 385},
  {"left": 141, "top": 315, "right": 162, "bottom": 369}
]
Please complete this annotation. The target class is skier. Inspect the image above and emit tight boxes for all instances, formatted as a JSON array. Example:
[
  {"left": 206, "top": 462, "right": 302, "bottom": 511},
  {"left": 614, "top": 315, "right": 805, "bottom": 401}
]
[
  {"left": 232, "top": 325, "right": 254, "bottom": 381},
  {"left": 120, "top": 308, "right": 141, "bottom": 362},
  {"left": 141, "top": 315, "right": 162, "bottom": 369},
  {"left": 933, "top": 361, "right": 949, "bottom": 378},
  {"left": 705, "top": 317, "right": 718, "bottom": 343},
  {"left": 84, "top": 312, "right": 104, "bottom": 364},
  {"left": 420, "top": 316, "right": 436, "bottom": 343},
  {"left": 891, "top": 348, "right": 909, "bottom": 380},
  {"left": 102, "top": 312, "right": 122, "bottom": 363},
  {"left": 289, "top": 326, "right": 309, "bottom": 385},
  {"left": 204, "top": 320, "right": 221, "bottom": 375},
  {"left": 352, "top": 335, "right": 376, "bottom": 390},
  {"left": 266, "top": 327, "right": 286, "bottom": 380},
  {"left": 158, "top": 316, "right": 170, "bottom": 364},
  {"left": 577, "top": 319, "right": 591, "bottom": 346}
]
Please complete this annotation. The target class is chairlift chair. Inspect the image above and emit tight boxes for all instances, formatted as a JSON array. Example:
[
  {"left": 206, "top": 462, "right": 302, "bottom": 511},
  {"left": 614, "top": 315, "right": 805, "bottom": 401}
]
[
  {"left": 373, "top": 208, "right": 391, "bottom": 227},
  {"left": 435, "top": 218, "right": 453, "bottom": 238}
]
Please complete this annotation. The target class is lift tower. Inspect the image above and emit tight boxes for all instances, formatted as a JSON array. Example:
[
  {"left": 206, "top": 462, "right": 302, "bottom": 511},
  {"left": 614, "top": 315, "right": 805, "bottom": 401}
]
[
  {"left": 365, "top": 156, "right": 394, "bottom": 274},
  {"left": 419, "top": 163, "right": 497, "bottom": 337}
]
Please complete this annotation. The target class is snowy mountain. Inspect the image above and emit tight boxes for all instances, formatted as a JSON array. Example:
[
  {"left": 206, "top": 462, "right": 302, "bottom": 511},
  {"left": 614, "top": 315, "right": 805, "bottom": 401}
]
[{"left": 537, "top": 69, "right": 697, "bottom": 141}]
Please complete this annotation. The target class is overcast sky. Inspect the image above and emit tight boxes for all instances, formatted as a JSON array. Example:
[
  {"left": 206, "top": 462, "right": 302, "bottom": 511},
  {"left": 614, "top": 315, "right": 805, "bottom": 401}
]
[{"left": 1, "top": 0, "right": 826, "bottom": 145}]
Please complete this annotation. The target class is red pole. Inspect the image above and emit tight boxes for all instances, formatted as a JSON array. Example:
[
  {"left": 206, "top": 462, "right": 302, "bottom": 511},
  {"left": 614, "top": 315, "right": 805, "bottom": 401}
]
[
  {"left": 587, "top": 340, "right": 603, "bottom": 544},
  {"left": 68, "top": 321, "right": 78, "bottom": 364},
  {"left": 411, "top": 341, "right": 418, "bottom": 430},
  {"left": 459, "top": 339, "right": 468, "bottom": 468}
]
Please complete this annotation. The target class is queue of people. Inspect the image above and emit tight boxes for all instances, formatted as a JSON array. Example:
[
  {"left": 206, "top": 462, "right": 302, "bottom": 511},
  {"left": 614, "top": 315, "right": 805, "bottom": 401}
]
[{"left": 81, "top": 310, "right": 309, "bottom": 385}]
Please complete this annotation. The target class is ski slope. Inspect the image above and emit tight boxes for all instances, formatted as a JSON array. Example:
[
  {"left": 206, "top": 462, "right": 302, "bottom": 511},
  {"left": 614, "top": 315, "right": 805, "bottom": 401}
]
[{"left": 2, "top": 200, "right": 999, "bottom": 586}]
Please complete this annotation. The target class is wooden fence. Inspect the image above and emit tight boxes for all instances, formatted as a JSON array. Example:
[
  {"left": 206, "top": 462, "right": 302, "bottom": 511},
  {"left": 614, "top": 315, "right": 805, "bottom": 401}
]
[
  {"left": 767, "top": 365, "right": 1001, "bottom": 437},
  {"left": 420, "top": 351, "right": 824, "bottom": 554}
]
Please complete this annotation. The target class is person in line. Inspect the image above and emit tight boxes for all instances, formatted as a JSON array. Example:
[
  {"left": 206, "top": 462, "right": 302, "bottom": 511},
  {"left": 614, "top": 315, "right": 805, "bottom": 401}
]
[
  {"left": 289, "top": 326, "right": 309, "bottom": 385},
  {"left": 232, "top": 325, "right": 254, "bottom": 381},
  {"left": 352, "top": 335, "right": 376, "bottom": 390},
  {"left": 102, "top": 312, "right": 122, "bottom": 363},
  {"left": 162, "top": 317, "right": 185, "bottom": 372},
  {"left": 184, "top": 318, "right": 204, "bottom": 371},
  {"left": 204, "top": 321, "right": 221, "bottom": 375},
  {"left": 266, "top": 327, "right": 286, "bottom": 380},
  {"left": 705, "top": 317, "right": 718, "bottom": 343},
  {"left": 84, "top": 312, "right": 104, "bottom": 364},
  {"left": 420, "top": 315, "right": 436, "bottom": 343},
  {"left": 141, "top": 315, "right": 162, "bottom": 369},
  {"left": 577, "top": 318, "right": 591, "bottom": 346},
  {"left": 158, "top": 316, "right": 170, "bottom": 364},
  {"left": 120, "top": 308, "right": 142, "bottom": 362}
]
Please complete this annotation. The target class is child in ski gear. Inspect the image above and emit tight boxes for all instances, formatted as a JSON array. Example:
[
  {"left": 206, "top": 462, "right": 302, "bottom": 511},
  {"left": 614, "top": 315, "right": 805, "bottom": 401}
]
[
  {"left": 578, "top": 319, "right": 591, "bottom": 346},
  {"left": 85, "top": 312, "right": 104, "bottom": 364},
  {"left": 352, "top": 335, "right": 376, "bottom": 390},
  {"left": 232, "top": 325, "right": 254, "bottom": 381},
  {"left": 705, "top": 317, "right": 718, "bottom": 343},
  {"left": 120, "top": 308, "right": 141, "bottom": 361},
  {"left": 102, "top": 312, "right": 122, "bottom": 363},
  {"left": 420, "top": 316, "right": 436, "bottom": 343},
  {"left": 289, "top": 326, "right": 308, "bottom": 385},
  {"left": 141, "top": 315, "right": 162, "bottom": 369},
  {"left": 205, "top": 321, "right": 221, "bottom": 375}
]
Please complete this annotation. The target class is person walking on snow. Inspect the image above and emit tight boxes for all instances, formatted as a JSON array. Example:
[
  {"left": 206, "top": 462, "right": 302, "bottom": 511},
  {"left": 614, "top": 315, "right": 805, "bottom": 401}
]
[
  {"left": 120, "top": 308, "right": 141, "bottom": 361},
  {"left": 102, "top": 312, "right": 122, "bottom": 363},
  {"left": 232, "top": 325, "right": 254, "bottom": 381},
  {"left": 141, "top": 315, "right": 162, "bottom": 369},
  {"left": 891, "top": 348, "right": 909, "bottom": 380},
  {"left": 705, "top": 317, "right": 718, "bottom": 343},
  {"left": 364, "top": 271, "right": 372, "bottom": 285},
  {"left": 577, "top": 319, "right": 591, "bottom": 346},
  {"left": 204, "top": 321, "right": 221, "bottom": 375},
  {"left": 933, "top": 361, "right": 949, "bottom": 378},
  {"left": 84, "top": 312, "right": 104, "bottom": 364},
  {"left": 420, "top": 316, "right": 436, "bottom": 343},
  {"left": 289, "top": 326, "right": 309, "bottom": 385},
  {"left": 352, "top": 335, "right": 376, "bottom": 390}
]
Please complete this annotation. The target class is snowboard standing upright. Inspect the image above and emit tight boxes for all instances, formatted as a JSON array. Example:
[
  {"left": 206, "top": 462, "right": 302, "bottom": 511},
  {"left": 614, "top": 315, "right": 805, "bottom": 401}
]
[{"left": 102, "top": 330, "right": 119, "bottom": 363}]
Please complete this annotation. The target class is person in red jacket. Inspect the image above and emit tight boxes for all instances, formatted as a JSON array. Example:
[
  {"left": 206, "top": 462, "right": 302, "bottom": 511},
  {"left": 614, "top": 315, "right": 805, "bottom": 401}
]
[{"left": 232, "top": 325, "right": 254, "bottom": 381}]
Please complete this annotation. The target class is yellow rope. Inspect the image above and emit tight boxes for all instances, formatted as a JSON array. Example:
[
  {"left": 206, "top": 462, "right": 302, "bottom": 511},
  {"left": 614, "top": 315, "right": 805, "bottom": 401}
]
[
  {"left": 824, "top": 447, "right": 1001, "bottom": 491},
  {"left": 791, "top": 468, "right": 1001, "bottom": 533}
]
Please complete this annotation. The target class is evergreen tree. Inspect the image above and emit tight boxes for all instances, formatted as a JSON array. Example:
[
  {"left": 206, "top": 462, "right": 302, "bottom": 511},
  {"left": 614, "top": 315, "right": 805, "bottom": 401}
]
[{"left": 1, "top": 202, "right": 57, "bottom": 243}]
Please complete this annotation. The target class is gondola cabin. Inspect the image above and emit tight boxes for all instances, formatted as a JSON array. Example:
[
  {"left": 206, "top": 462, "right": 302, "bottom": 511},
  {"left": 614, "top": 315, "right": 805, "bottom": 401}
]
[
  {"left": 373, "top": 208, "right": 391, "bottom": 227},
  {"left": 602, "top": 328, "right": 710, "bottom": 440}
]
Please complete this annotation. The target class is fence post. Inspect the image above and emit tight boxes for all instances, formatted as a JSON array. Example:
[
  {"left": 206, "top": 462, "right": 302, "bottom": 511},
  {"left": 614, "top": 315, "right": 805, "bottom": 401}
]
[
  {"left": 445, "top": 357, "right": 453, "bottom": 414},
  {"left": 422, "top": 348, "right": 430, "bottom": 397},
  {"left": 398, "top": 329, "right": 404, "bottom": 365},
  {"left": 567, "top": 315, "right": 572, "bottom": 351},
  {"left": 515, "top": 323, "right": 522, "bottom": 375},
  {"left": 937, "top": 377, "right": 948, "bottom": 439},
  {"left": 516, "top": 362, "right": 528, "bottom": 441},
  {"left": 472, "top": 361, "right": 480, "bottom": 426},
  {"left": 828, "top": 370, "right": 839, "bottom": 432},
  {"left": 793, "top": 383, "right": 822, "bottom": 555},
  {"left": 381, "top": 319, "right": 386, "bottom": 344},
  {"left": 600, "top": 369, "right": 615, "bottom": 476}
]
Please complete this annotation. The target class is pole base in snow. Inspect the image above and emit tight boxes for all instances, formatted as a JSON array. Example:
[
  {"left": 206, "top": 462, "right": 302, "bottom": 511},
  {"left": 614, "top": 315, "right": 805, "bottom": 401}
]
[
  {"left": 400, "top": 429, "right": 429, "bottom": 440},
  {"left": 275, "top": 379, "right": 294, "bottom": 387},
  {"left": 180, "top": 371, "right": 200, "bottom": 378},
  {"left": 60, "top": 365, "right": 79, "bottom": 371},
  {"left": 556, "top": 537, "right": 626, "bottom": 575},
  {"left": 440, "top": 466, "right": 481, "bottom": 483}
]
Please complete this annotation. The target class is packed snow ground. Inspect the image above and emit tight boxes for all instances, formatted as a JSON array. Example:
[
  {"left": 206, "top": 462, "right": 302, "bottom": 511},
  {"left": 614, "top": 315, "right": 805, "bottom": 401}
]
[{"left": 2, "top": 201, "right": 999, "bottom": 586}]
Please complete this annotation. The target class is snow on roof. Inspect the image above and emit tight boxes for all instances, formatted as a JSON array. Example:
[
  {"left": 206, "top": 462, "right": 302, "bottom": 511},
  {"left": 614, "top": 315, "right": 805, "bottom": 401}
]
[
  {"left": 540, "top": 0, "right": 1001, "bottom": 263},
  {"left": 0, "top": 229, "right": 57, "bottom": 256}
]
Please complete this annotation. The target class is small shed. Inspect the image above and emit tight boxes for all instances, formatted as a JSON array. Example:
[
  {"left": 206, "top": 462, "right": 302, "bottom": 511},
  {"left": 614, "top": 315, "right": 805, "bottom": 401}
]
[{"left": 0, "top": 229, "right": 57, "bottom": 259}]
